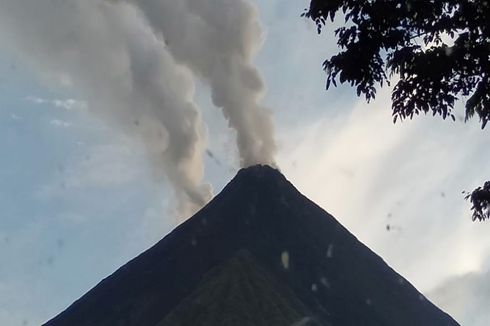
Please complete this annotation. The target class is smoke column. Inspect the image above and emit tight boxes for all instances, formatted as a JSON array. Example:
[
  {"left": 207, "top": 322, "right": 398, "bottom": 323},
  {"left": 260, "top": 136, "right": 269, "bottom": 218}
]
[
  {"left": 122, "top": 0, "right": 277, "bottom": 167},
  {"left": 0, "top": 0, "right": 276, "bottom": 215}
]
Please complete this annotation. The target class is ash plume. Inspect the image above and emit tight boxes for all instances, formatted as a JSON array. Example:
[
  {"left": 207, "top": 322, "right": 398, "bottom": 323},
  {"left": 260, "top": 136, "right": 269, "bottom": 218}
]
[
  {"left": 0, "top": 0, "right": 277, "bottom": 216},
  {"left": 120, "top": 0, "right": 277, "bottom": 167}
]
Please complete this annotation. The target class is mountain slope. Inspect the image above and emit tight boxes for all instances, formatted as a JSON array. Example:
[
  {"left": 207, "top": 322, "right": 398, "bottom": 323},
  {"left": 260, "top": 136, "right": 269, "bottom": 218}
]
[
  {"left": 44, "top": 165, "right": 459, "bottom": 326},
  {"left": 156, "top": 250, "right": 319, "bottom": 326}
]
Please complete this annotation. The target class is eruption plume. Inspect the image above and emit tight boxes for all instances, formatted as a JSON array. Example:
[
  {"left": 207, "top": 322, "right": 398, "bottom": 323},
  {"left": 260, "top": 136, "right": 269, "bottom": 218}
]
[
  {"left": 0, "top": 0, "right": 276, "bottom": 215},
  {"left": 122, "top": 0, "right": 277, "bottom": 167}
]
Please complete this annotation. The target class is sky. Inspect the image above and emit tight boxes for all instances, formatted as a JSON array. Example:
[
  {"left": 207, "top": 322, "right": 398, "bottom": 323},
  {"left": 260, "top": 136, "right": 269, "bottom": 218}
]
[{"left": 0, "top": 1, "right": 489, "bottom": 325}]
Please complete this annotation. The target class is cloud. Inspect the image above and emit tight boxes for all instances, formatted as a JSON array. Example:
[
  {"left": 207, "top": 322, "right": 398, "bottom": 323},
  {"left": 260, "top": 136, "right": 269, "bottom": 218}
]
[
  {"left": 10, "top": 113, "right": 21, "bottom": 120},
  {"left": 428, "top": 268, "right": 490, "bottom": 326},
  {"left": 63, "top": 144, "right": 140, "bottom": 189},
  {"left": 49, "top": 119, "right": 72, "bottom": 128},
  {"left": 36, "top": 140, "right": 146, "bottom": 200},
  {"left": 26, "top": 96, "right": 87, "bottom": 111},
  {"left": 277, "top": 85, "right": 490, "bottom": 292},
  {"left": 52, "top": 99, "right": 88, "bottom": 111}
]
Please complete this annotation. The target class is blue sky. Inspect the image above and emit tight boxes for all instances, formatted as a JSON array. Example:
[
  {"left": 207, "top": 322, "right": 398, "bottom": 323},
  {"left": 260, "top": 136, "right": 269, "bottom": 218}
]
[{"left": 1, "top": 1, "right": 490, "bottom": 325}]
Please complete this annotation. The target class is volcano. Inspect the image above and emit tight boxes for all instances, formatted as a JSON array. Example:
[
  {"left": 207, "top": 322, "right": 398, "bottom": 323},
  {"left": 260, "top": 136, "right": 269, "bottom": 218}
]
[{"left": 44, "top": 165, "right": 459, "bottom": 326}]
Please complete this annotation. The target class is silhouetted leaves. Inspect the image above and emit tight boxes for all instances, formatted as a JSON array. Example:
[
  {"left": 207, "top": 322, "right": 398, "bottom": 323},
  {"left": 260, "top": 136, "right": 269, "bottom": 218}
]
[
  {"left": 465, "top": 182, "right": 490, "bottom": 221},
  {"left": 303, "top": 0, "right": 490, "bottom": 221},
  {"left": 303, "top": 0, "right": 489, "bottom": 127}
]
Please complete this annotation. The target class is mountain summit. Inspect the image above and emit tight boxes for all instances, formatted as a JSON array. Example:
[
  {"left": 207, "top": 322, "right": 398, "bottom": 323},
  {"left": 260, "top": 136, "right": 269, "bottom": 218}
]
[{"left": 45, "top": 165, "right": 459, "bottom": 326}]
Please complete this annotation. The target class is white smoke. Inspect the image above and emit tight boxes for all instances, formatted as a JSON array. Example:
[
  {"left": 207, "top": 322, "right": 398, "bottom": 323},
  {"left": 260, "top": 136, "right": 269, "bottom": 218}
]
[
  {"left": 122, "top": 0, "right": 277, "bottom": 167},
  {"left": 0, "top": 0, "right": 276, "bottom": 216}
]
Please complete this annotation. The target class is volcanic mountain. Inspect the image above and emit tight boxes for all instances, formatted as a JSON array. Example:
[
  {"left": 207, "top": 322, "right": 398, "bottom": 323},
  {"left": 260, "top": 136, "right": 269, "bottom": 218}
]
[{"left": 44, "top": 165, "right": 459, "bottom": 326}]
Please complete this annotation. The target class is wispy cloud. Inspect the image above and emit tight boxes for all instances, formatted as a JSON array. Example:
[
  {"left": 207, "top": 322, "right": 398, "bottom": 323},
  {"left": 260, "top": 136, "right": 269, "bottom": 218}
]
[
  {"left": 62, "top": 144, "right": 141, "bottom": 189},
  {"left": 49, "top": 119, "right": 72, "bottom": 128},
  {"left": 37, "top": 140, "right": 146, "bottom": 200},
  {"left": 278, "top": 86, "right": 490, "bottom": 293},
  {"left": 26, "top": 96, "right": 87, "bottom": 111}
]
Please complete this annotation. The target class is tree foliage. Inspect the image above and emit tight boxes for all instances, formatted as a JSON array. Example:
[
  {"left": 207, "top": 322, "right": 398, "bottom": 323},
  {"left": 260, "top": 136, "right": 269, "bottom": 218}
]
[
  {"left": 303, "top": 0, "right": 490, "bottom": 221},
  {"left": 465, "top": 182, "right": 490, "bottom": 221}
]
